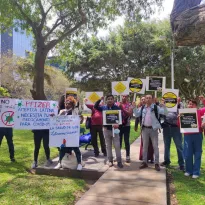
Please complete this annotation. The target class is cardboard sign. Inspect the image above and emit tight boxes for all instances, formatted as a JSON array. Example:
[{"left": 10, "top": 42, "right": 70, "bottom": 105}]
[
  {"left": 162, "top": 89, "right": 179, "bottom": 112},
  {"left": 49, "top": 115, "right": 80, "bottom": 147},
  {"left": 65, "top": 88, "right": 77, "bottom": 99},
  {"left": 146, "top": 77, "right": 166, "bottom": 91},
  {"left": 179, "top": 108, "right": 199, "bottom": 133},
  {"left": 0, "top": 98, "right": 16, "bottom": 128},
  {"left": 103, "top": 110, "right": 122, "bottom": 125},
  {"left": 85, "top": 92, "right": 103, "bottom": 104},
  {"left": 128, "top": 77, "right": 146, "bottom": 94},
  {"left": 112, "top": 81, "right": 129, "bottom": 95},
  {"left": 14, "top": 100, "right": 58, "bottom": 130}
]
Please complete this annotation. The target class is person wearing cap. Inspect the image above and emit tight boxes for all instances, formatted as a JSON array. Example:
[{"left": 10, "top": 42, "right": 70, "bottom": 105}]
[{"left": 55, "top": 96, "right": 83, "bottom": 170}]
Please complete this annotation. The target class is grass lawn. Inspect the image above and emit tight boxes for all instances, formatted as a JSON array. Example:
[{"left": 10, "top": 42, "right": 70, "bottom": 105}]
[
  {"left": 0, "top": 121, "right": 139, "bottom": 205},
  {"left": 169, "top": 138, "right": 205, "bottom": 205}
]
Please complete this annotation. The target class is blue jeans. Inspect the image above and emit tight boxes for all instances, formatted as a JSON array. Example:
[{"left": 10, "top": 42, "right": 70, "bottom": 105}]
[
  {"left": 184, "top": 133, "right": 203, "bottom": 176},
  {"left": 163, "top": 126, "right": 184, "bottom": 166}
]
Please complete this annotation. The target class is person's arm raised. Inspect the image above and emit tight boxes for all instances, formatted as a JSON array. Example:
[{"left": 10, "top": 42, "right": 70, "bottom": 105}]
[{"left": 94, "top": 97, "right": 103, "bottom": 111}]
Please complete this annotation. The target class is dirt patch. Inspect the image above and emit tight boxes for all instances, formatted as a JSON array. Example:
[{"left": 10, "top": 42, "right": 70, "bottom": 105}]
[{"left": 167, "top": 170, "right": 178, "bottom": 205}]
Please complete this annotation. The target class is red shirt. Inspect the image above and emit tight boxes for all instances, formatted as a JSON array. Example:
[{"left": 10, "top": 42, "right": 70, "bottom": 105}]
[{"left": 86, "top": 104, "right": 103, "bottom": 125}]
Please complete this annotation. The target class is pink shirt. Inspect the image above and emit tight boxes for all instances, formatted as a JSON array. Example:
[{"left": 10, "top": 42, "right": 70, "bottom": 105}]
[{"left": 144, "top": 107, "right": 152, "bottom": 126}]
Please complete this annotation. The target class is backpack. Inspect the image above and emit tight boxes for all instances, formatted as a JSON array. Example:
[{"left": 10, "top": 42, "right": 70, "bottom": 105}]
[{"left": 140, "top": 104, "right": 160, "bottom": 125}]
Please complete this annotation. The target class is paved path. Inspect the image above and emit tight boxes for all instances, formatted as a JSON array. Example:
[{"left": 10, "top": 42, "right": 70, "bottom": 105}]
[{"left": 76, "top": 133, "right": 167, "bottom": 205}]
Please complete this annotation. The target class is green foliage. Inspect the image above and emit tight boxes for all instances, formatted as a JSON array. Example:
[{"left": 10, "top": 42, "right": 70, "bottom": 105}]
[{"left": 0, "top": 87, "right": 10, "bottom": 97}]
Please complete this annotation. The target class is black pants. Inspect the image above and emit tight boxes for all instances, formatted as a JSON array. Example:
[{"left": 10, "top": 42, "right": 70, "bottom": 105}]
[
  {"left": 0, "top": 128, "right": 14, "bottom": 159},
  {"left": 59, "top": 147, "right": 81, "bottom": 164},
  {"left": 119, "top": 126, "right": 131, "bottom": 157},
  {"left": 33, "top": 130, "right": 50, "bottom": 162},
  {"left": 90, "top": 125, "right": 106, "bottom": 154}
]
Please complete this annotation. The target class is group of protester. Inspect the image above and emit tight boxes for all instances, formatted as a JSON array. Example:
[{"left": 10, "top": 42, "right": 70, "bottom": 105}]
[{"left": 0, "top": 94, "right": 205, "bottom": 178}]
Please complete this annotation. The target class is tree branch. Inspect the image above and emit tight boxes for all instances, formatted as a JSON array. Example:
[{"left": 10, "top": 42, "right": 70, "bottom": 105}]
[{"left": 37, "top": 0, "right": 46, "bottom": 31}]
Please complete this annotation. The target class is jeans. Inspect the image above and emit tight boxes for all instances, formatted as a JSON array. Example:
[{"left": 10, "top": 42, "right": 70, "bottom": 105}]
[
  {"left": 33, "top": 130, "right": 50, "bottom": 162},
  {"left": 142, "top": 127, "right": 159, "bottom": 164},
  {"left": 0, "top": 128, "right": 14, "bottom": 159},
  {"left": 119, "top": 126, "right": 130, "bottom": 157},
  {"left": 184, "top": 133, "right": 203, "bottom": 176},
  {"left": 103, "top": 129, "right": 122, "bottom": 162},
  {"left": 59, "top": 147, "right": 81, "bottom": 164},
  {"left": 163, "top": 126, "right": 184, "bottom": 166},
  {"left": 90, "top": 125, "right": 106, "bottom": 154}
]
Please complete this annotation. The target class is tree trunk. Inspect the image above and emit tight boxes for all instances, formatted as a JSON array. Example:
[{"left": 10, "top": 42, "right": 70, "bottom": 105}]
[{"left": 30, "top": 48, "right": 48, "bottom": 100}]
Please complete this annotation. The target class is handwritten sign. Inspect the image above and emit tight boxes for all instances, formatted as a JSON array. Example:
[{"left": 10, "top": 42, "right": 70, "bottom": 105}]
[
  {"left": 65, "top": 88, "right": 77, "bottom": 99},
  {"left": 146, "top": 77, "right": 166, "bottom": 91},
  {"left": 85, "top": 92, "right": 103, "bottom": 104},
  {"left": 128, "top": 77, "right": 146, "bottom": 94},
  {"left": 0, "top": 98, "right": 16, "bottom": 128},
  {"left": 162, "top": 89, "right": 179, "bottom": 112},
  {"left": 49, "top": 115, "right": 80, "bottom": 147},
  {"left": 14, "top": 100, "right": 58, "bottom": 130},
  {"left": 179, "top": 108, "right": 199, "bottom": 133},
  {"left": 103, "top": 110, "right": 122, "bottom": 125}
]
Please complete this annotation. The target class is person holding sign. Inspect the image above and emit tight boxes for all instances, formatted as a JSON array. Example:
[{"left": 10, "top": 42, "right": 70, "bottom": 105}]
[
  {"left": 180, "top": 100, "right": 205, "bottom": 179},
  {"left": 55, "top": 96, "right": 83, "bottom": 171},
  {"left": 94, "top": 95, "right": 123, "bottom": 168},
  {"left": 84, "top": 99, "right": 107, "bottom": 157},
  {"left": 133, "top": 95, "right": 168, "bottom": 171},
  {"left": 118, "top": 95, "right": 133, "bottom": 163}
]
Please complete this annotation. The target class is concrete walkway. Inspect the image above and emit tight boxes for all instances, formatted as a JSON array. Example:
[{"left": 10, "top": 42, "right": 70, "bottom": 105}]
[{"left": 76, "top": 133, "right": 167, "bottom": 205}]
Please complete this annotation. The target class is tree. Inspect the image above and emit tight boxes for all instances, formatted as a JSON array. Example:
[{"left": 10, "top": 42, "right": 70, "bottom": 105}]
[{"left": 0, "top": 0, "right": 162, "bottom": 100}]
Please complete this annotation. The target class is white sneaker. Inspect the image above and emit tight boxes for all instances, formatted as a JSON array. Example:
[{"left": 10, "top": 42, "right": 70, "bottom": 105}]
[
  {"left": 184, "top": 172, "right": 191, "bottom": 177},
  {"left": 31, "top": 161, "right": 38, "bottom": 169},
  {"left": 54, "top": 163, "right": 62, "bottom": 169},
  {"left": 192, "top": 175, "right": 199, "bottom": 179},
  {"left": 77, "top": 164, "right": 83, "bottom": 171},
  {"left": 45, "top": 159, "right": 53, "bottom": 167}
]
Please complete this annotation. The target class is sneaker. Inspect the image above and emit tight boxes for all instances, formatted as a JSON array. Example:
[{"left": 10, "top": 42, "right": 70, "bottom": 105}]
[
  {"left": 31, "top": 161, "right": 38, "bottom": 169},
  {"left": 117, "top": 162, "right": 124, "bottom": 168},
  {"left": 155, "top": 164, "right": 161, "bottom": 171},
  {"left": 126, "top": 156, "right": 130, "bottom": 163},
  {"left": 192, "top": 175, "right": 199, "bottom": 179},
  {"left": 77, "top": 164, "right": 83, "bottom": 171},
  {"left": 11, "top": 158, "right": 16, "bottom": 162},
  {"left": 160, "top": 161, "right": 170, "bottom": 167},
  {"left": 108, "top": 161, "right": 114, "bottom": 167},
  {"left": 184, "top": 172, "right": 191, "bottom": 177},
  {"left": 139, "top": 162, "right": 148, "bottom": 169},
  {"left": 54, "top": 163, "right": 62, "bottom": 169},
  {"left": 45, "top": 159, "right": 53, "bottom": 167}
]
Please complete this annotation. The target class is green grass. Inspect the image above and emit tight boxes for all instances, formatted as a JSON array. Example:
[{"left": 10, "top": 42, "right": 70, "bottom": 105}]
[
  {"left": 0, "top": 130, "right": 85, "bottom": 205},
  {"left": 169, "top": 138, "right": 205, "bottom": 205}
]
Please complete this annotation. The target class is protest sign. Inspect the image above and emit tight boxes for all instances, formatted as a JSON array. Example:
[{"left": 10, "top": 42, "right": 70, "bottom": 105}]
[
  {"left": 103, "top": 110, "right": 122, "bottom": 125},
  {"left": 65, "top": 88, "right": 78, "bottom": 99},
  {"left": 85, "top": 92, "right": 103, "bottom": 104},
  {"left": 14, "top": 100, "right": 58, "bottom": 130},
  {"left": 112, "top": 81, "right": 129, "bottom": 96},
  {"left": 128, "top": 77, "right": 146, "bottom": 94},
  {"left": 146, "top": 76, "right": 166, "bottom": 91},
  {"left": 179, "top": 108, "right": 199, "bottom": 133},
  {"left": 162, "top": 89, "right": 179, "bottom": 112},
  {"left": 0, "top": 98, "right": 16, "bottom": 127},
  {"left": 49, "top": 115, "right": 80, "bottom": 147}
]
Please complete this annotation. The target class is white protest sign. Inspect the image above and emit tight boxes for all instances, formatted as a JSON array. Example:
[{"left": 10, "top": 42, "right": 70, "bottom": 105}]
[
  {"left": 103, "top": 110, "right": 122, "bottom": 125},
  {"left": 162, "top": 89, "right": 179, "bottom": 112},
  {"left": 49, "top": 115, "right": 80, "bottom": 147},
  {"left": 14, "top": 100, "right": 58, "bottom": 130},
  {"left": 112, "top": 81, "right": 129, "bottom": 96},
  {"left": 65, "top": 88, "right": 77, "bottom": 99},
  {"left": 85, "top": 92, "right": 103, "bottom": 104},
  {"left": 0, "top": 98, "right": 16, "bottom": 128},
  {"left": 146, "top": 76, "right": 166, "bottom": 91},
  {"left": 128, "top": 77, "right": 146, "bottom": 94},
  {"left": 179, "top": 108, "right": 199, "bottom": 133}
]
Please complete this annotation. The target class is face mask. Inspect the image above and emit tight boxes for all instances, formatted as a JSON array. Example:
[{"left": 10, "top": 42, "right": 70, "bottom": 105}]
[{"left": 114, "top": 128, "right": 120, "bottom": 134}]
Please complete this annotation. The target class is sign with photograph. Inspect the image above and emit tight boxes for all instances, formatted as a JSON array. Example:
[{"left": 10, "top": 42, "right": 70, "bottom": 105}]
[
  {"left": 128, "top": 77, "right": 146, "bottom": 94},
  {"left": 179, "top": 108, "right": 199, "bottom": 133},
  {"left": 103, "top": 110, "right": 122, "bottom": 125},
  {"left": 162, "top": 89, "right": 179, "bottom": 112},
  {"left": 146, "top": 76, "right": 166, "bottom": 91}
]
